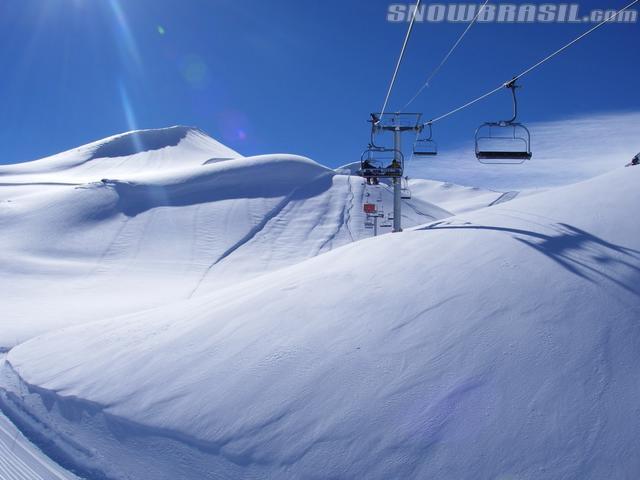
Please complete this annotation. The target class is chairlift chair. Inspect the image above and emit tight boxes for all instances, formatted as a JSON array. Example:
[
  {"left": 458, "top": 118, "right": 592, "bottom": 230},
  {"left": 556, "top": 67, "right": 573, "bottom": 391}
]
[
  {"left": 401, "top": 176, "right": 412, "bottom": 199},
  {"left": 413, "top": 122, "right": 438, "bottom": 157},
  {"left": 475, "top": 79, "right": 532, "bottom": 164},
  {"left": 359, "top": 147, "right": 404, "bottom": 179}
]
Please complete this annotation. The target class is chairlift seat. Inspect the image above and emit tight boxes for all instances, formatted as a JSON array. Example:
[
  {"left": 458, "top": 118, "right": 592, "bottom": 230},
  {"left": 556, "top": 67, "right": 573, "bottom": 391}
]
[
  {"left": 413, "top": 149, "right": 437, "bottom": 157},
  {"left": 475, "top": 122, "right": 532, "bottom": 164},
  {"left": 476, "top": 150, "right": 532, "bottom": 160}
]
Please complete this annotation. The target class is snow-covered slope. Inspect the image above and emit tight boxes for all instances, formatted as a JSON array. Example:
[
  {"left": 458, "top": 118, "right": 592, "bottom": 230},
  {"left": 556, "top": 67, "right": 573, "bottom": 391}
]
[
  {"left": 406, "top": 178, "right": 520, "bottom": 214},
  {"left": 0, "top": 415, "right": 79, "bottom": 480},
  {"left": 2, "top": 166, "right": 639, "bottom": 479},
  {"left": 0, "top": 128, "right": 455, "bottom": 347}
]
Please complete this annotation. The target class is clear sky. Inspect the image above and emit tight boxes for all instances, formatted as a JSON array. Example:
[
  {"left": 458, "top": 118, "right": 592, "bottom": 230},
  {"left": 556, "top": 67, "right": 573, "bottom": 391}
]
[{"left": 0, "top": 0, "right": 638, "bottom": 167}]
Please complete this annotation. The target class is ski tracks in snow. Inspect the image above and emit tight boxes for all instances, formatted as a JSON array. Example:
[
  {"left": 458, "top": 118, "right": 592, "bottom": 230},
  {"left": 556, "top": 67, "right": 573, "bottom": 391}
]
[
  {"left": 342, "top": 175, "right": 356, "bottom": 242},
  {"left": 489, "top": 191, "right": 519, "bottom": 207},
  {"left": 0, "top": 413, "right": 79, "bottom": 480},
  {"left": 188, "top": 191, "right": 303, "bottom": 297}
]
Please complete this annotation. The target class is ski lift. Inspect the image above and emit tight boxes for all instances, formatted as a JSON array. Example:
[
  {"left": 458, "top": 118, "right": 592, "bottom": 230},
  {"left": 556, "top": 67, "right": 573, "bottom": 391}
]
[
  {"left": 475, "top": 79, "right": 532, "bottom": 164},
  {"left": 359, "top": 147, "right": 404, "bottom": 179},
  {"left": 380, "top": 221, "right": 392, "bottom": 228},
  {"left": 413, "top": 122, "right": 438, "bottom": 156},
  {"left": 401, "top": 176, "right": 411, "bottom": 199}
]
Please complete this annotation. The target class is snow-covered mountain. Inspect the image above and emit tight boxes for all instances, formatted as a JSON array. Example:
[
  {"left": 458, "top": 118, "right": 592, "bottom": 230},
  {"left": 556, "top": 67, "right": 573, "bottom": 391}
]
[
  {"left": 4, "top": 127, "right": 636, "bottom": 480},
  {"left": 0, "top": 127, "right": 502, "bottom": 348}
]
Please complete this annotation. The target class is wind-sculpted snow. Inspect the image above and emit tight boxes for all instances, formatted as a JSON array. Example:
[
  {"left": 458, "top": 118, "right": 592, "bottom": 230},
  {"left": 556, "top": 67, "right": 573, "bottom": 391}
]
[
  {"left": 0, "top": 126, "right": 240, "bottom": 181},
  {"left": 3, "top": 167, "right": 639, "bottom": 479},
  {"left": 89, "top": 125, "right": 193, "bottom": 159}
]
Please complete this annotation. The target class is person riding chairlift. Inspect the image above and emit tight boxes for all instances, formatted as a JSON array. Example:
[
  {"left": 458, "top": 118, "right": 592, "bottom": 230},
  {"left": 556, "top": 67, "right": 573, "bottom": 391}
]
[
  {"left": 629, "top": 152, "right": 640, "bottom": 167},
  {"left": 362, "top": 159, "right": 379, "bottom": 185},
  {"left": 388, "top": 158, "right": 401, "bottom": 170}
]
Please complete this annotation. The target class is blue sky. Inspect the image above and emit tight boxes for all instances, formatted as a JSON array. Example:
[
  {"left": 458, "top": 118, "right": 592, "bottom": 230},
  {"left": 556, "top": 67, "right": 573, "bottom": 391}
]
[{"left": 0, "top": 0, "right": 638, "bottom": 167}]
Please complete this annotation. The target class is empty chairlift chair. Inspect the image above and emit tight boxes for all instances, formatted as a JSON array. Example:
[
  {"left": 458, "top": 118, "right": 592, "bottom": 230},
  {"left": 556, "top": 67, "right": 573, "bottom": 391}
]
[
  {"left": 413, "top": 122, "right": 438, "bottom": 157},
  {"left": 475, "top": 79, "right": 532, "bottom": 164},
  {"left": 401, "top": 176, "right": 412, "bottom": 199}
]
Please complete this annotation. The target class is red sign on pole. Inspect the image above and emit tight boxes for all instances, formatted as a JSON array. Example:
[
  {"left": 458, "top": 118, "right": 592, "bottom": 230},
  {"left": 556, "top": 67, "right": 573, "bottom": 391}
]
[{"left": 363, "top": 203, "right": 377, "bottom": 214}]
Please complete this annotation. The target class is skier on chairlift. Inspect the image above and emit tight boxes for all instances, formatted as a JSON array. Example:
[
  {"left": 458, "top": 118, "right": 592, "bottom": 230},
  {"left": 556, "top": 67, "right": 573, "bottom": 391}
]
[
  {"left": 388, "top": 158, "right": 401, "bottom": 170},
  {"left": 368, "top": 176, "right": 380, "bottom": 186},
  {"left": 362, "top": 158, "right": 379, "bottom": 185}
]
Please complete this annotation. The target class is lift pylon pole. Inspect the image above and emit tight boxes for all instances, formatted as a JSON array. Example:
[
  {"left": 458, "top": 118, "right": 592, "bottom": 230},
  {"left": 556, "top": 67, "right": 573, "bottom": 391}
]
[{"left": 393, "top": 128, "right": 402, "bottom": 233}]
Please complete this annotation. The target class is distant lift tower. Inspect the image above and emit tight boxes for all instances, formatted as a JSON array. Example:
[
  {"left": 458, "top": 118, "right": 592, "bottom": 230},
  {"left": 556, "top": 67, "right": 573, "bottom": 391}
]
[{"left": 359, "top": 113, "right": 423, "bottom": 232}]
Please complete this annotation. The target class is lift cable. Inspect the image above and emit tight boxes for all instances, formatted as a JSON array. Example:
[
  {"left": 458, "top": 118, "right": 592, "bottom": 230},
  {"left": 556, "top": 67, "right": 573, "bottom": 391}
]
[
  {"left": 379, "top": 0, "right": 422, "bottom": 120},
  {"left": 401, "top": 0, "right": 491, "bottom": 112},
  {"left": 426, "top": 0, "right": 639, "bottom": 126}
]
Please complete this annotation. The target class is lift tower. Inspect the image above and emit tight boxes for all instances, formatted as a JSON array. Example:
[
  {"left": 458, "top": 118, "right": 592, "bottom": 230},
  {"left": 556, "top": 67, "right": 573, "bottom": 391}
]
[{"left": 359, "top": 113, "right": 423, "bottom": 233}]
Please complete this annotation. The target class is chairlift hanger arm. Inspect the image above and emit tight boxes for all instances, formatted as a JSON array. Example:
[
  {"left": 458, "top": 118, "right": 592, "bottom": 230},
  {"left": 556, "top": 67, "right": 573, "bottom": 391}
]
[
  {"left": 503, "top": 78, "right": 519, "bottom": 124},
  {"left": 423, "top": 121, "right": 433, "bottom": 140}
]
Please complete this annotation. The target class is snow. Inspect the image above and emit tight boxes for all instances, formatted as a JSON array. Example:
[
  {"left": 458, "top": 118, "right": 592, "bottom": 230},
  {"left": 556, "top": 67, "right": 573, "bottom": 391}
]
[
  {"left": 0, "top": 128, "right": 458, "bottom": 348},
  {"left": 405, "top": 178, "right": 520, "bottom": 214},
  {"left": 0, "top": 358, "right": 79, "bottom": 480},
  {"left": 1, "top": 132, "right": 639, "bottom": 479},
  {"left": 0, "top": 126, "right": 240, "bottom": 181},
  {"left": 0, "top": 414, "right": 78, "bottom": 480}
]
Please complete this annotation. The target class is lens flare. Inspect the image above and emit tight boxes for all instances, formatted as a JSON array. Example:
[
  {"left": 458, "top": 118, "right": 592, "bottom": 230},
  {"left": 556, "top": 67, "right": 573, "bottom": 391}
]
[
  {"left": 216, "top": 111, "right": 251, "bottom": 144},
  {"left": 107, "top": 0, "right": 142, "bottom": 68},
  {"left": 117, "top": 81, "right": 143, "bottom": 152},
  {"left": 180, "top": 54, "right": 210, "bottom": 90}
]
